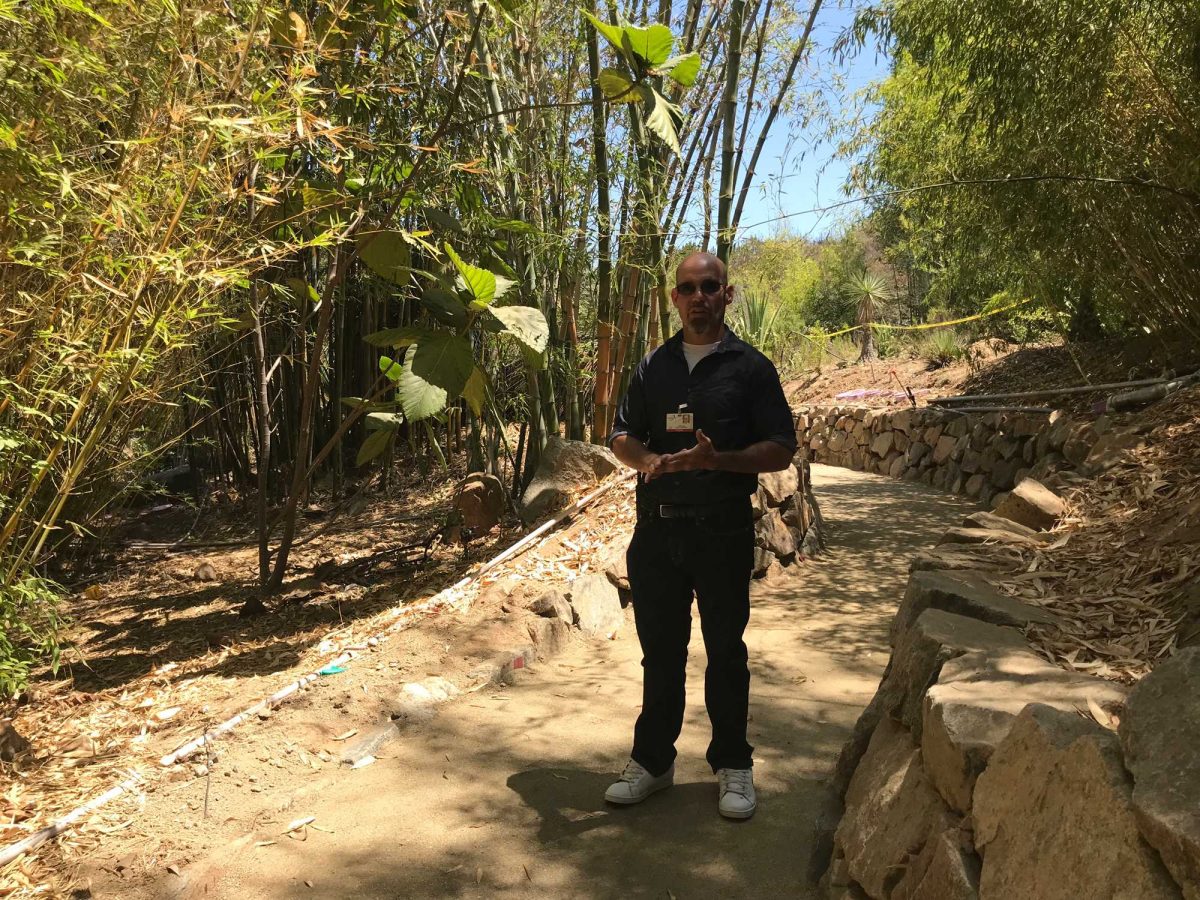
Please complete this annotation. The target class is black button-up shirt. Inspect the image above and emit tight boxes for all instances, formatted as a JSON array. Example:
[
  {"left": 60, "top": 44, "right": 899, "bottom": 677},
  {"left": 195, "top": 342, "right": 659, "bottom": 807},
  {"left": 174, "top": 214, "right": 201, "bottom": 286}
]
[{"left": 607, "top": 328, "right": 798, "bottom": 505}]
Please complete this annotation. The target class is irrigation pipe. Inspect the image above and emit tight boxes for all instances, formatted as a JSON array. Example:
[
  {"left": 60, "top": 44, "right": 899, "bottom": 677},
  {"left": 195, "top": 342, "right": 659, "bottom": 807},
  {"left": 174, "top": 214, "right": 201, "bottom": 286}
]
[
  {"left": 0, "top": 472, "right": 631, "bottom": 867},
  {"left": 930, "top": 377, "right": 1171, "bottom": 406},
  {"left": 0, "top": 771, "right": 144, "bottom": 869}
]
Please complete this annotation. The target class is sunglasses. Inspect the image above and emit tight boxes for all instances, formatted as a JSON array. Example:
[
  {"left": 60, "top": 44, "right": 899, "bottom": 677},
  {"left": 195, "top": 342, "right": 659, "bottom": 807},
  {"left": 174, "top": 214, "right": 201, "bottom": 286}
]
[{"left": 675, "top": 279, "right": 726, "bottom": 297}]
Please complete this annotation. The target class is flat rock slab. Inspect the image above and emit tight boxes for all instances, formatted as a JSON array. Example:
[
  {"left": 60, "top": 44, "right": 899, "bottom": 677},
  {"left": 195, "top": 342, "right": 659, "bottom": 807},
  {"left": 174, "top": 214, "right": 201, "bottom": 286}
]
[
  {"left": 759, "top": 465, "right": 799, "bottom": 505},
  {"left": 961, "top": 510, "right": 1038, "bottom": 537},
  {"left": 937, "top": 526, "right": 1045, "bottom": 549},
  {"left": 891, "top": 570, "right": 1063, "bottom": 645},
  {"left": 755, "top": 507, "right": 796, "bottom": 558},
  {"left": 835, "top": 717, "right": 955, "bottom": 899},
  {"left": 1120, "top": 647, "right": 1200, "bottom": 898},
  {"left": 974, "top": 704, "right": 1182, "bottom": 900},
  {"left": 567, "top": 574, "right": 623, "bottom": 637},
  {"left": 922, "top": 649, "right": 1127, "bottom": 812},
  {"left": 527, "top": 589, "right": 573, "bottom": 624},
  {"left": 908, "top": 545, "right": 1022, "bottom": 574}
]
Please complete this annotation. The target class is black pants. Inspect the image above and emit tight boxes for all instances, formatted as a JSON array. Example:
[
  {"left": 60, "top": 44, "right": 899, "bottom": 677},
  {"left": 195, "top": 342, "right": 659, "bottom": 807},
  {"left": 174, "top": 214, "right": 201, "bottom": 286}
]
[{"left": 626, "top": 501, "right": 755, "bottom": 776}]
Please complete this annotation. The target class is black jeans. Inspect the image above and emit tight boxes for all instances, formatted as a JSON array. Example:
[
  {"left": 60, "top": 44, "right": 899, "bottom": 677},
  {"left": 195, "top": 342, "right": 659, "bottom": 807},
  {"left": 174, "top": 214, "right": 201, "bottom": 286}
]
[{"left": 626, "top": 501, "right": 755, "bottom": 776}]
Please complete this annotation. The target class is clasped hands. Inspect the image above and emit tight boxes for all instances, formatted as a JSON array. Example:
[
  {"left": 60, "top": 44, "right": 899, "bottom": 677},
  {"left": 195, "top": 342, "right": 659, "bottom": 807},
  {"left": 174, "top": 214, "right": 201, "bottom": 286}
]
[{"left": 639, "top": 429, "right": 719, "bottom": 480}]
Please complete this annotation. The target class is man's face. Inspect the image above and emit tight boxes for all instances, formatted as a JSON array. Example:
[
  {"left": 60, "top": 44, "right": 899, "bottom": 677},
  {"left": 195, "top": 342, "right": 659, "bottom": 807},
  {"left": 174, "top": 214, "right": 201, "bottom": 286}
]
[{"left": 671, "top": 257, "right": 732, "bottom": 335}]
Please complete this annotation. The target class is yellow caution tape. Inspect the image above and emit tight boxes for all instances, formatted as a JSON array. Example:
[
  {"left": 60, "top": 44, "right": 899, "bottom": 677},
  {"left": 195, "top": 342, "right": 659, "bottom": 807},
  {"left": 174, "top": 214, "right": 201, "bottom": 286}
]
[{"left": 805, "top": 297, "right": 1034, "bottom": 340}]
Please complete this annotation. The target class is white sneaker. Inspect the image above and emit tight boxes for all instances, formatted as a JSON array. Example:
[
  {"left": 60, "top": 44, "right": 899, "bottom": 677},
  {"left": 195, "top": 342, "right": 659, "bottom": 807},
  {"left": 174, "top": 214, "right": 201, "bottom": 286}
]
[
  {"left": 604, "top": 759, "right": 674, "bottom": 805},
  {"left": 717, "top": 767, "right": 756, "bottom": 819}
]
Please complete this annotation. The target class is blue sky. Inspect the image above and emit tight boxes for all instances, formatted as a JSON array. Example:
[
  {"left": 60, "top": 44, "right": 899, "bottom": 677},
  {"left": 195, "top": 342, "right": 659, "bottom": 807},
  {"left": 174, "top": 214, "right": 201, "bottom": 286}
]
[{"left": 719, "top": 2, "right": 892, "bottom": 243}]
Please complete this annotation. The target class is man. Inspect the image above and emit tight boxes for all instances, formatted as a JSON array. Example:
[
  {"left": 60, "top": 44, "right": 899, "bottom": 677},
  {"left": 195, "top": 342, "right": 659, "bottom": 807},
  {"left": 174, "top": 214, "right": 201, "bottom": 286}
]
[{"left": 604, "top": 251, "right": 797, "bottom": 820}]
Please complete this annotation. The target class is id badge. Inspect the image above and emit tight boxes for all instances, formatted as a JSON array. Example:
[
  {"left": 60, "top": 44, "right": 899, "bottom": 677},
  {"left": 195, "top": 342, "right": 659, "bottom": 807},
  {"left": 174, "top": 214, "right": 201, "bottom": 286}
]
[{"left": 666, "top": 411, "right": 694, "bottom": 432}]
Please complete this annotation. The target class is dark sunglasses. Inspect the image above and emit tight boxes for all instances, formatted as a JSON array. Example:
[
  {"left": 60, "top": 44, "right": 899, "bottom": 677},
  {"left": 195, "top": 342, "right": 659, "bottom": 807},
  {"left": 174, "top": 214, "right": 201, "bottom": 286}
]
[{"left": 675, "top": 279, "right": 726, "bottom": 297}]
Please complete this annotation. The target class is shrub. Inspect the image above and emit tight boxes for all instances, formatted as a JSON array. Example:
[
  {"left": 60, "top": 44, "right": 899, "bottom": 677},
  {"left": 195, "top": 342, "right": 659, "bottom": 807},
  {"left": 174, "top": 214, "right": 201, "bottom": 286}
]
[
  {"left": 917, "top": 329, "right": 965, "bottom": 369},
  {"left": 0, "top": 577, "right": 63, "bottom": 698}
]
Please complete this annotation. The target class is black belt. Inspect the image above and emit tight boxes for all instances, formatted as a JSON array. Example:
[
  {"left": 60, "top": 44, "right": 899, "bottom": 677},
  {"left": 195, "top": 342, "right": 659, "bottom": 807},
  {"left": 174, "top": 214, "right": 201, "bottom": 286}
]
[{"left": 639, "top": 499, "right": 747, "bottom": 520}]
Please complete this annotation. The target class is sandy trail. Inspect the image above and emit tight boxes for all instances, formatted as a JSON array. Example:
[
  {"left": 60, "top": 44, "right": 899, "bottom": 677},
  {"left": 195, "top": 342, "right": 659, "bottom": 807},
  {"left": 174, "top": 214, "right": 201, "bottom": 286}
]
[{"left": 96, "top": 465, "right": 977, "bottom": 899}]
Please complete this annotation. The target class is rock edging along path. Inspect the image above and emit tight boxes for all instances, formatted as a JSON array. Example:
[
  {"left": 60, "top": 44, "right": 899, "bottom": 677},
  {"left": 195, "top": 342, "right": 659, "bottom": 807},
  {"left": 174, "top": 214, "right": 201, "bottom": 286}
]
[{"left": 78, "top": 465, "right": 977, "bottom": 900}]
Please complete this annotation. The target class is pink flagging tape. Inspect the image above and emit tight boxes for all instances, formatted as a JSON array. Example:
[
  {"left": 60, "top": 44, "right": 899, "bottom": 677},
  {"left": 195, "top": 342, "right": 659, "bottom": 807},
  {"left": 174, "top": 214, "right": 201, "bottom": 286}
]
[{"left": 0, "top": 473, "right": 629, "bottom": 868}]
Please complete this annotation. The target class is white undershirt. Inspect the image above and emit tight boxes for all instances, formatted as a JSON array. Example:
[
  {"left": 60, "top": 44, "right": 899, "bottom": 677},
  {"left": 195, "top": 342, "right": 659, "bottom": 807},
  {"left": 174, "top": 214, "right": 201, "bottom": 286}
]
[{"left": 682, "top": 340, "right": 720, "bottom": 373}]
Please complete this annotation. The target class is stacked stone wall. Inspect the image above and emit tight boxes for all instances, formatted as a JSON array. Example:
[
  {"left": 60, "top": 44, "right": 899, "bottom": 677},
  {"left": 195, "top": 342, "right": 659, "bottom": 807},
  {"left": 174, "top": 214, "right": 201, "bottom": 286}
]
[
  {"left": 820, "top": 482, "right": 1200, "bottom": 900},
  {"left": 793, "top": 404, "right": 1131, "bottom": 508}
]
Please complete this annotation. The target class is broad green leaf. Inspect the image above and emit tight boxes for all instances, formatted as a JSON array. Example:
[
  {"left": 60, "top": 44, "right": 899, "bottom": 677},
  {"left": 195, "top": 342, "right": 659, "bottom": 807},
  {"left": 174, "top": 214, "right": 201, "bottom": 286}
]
[
  {"left": 444, "top": 243, "right": 497, "bottom": 308},
  {"left": 365, "top": 411, "right": 404, "bottom": 430},
  {"left": 488, "top": 305, "right": 549, "bottom": 356},
  {"left": 487, "top": 217, "right": 539, "bottom": 236},
  {"left": 462, "top": 367, "right": 487, "bottom": 416},
  {"left": 356, "top": 427, "right": 393, "bottom": 466},
  {"left": 340, "top": 396, "right": 401, "bottom": 412},
  {"left": 425, "top": 208, "right": 463, "bottom": 233},
  {"left": 657, "top": 52, "right": 700, "bottom": 87},
  {"left": 640, "top": 85, "right": 682, "bottom": 155},
  {"left": 597, "top": 68, "right": 638, "bottom": 102},
  {"left": 395, "top": 346, "right": 448, "bottom": 421},
  {"left": 582, "top": 11, "right": 628, "bottom": 58},
  {"left": 366, "top": 327, "right": 473, "bottom": 398},
  {"left": 358, "top": 229, "right": 412, "bottom": 283},
  {"left": 379, "top": 355, "right": 403, "bottom": 381},
  {"left": 420, "top": 287, "right": 468, "bottom": 328},
  {"left": 623, "top": 23, "right": 673, "bottom": 66},
  {"left": 285, "top": 277, "right": 319, "bottom": 306}
]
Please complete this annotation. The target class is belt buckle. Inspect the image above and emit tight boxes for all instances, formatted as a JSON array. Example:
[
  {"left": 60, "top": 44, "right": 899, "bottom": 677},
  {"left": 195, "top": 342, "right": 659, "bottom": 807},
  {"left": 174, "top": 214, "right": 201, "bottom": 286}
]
[{"left": 657, "top": 504, "right": 669, "bottom": 518}]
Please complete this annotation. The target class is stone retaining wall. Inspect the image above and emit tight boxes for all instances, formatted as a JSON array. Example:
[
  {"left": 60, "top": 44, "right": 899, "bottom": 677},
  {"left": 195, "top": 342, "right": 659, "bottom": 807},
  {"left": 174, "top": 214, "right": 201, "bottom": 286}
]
[
  {"left": 793, "top": 404, "right": 1142, "bottom": 508},
  {"left": 820, "top": 483, "right": 1199, "bottom": 900}
]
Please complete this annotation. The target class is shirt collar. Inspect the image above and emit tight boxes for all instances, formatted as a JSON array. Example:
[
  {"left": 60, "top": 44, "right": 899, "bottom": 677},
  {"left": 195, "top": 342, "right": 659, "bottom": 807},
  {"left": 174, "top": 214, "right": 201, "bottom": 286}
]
[{"left": 666, "top": 327, "right": 747, "bottom": 359}]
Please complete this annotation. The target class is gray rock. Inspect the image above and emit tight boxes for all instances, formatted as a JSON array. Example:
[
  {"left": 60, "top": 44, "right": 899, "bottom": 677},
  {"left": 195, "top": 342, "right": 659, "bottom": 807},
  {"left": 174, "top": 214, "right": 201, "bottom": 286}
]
[
  {"left": 870, "top": 431, "right": 895, "bottom": 457},
  {"left": 961, "top": 510, "right": 1038, "bottom": 537},
  {"left": 755, "top": 508, "right": 796, "bottom": 558},
  {"left": 520, "top": 437, "right": 618, "bottom": 520},
  {"left": 752, "top": 545, "right": 773, "bottom": 579},
  {"left": 527, "top": 616, "right": 571, "bottom": 658},
  {"left": 1083, "top": 430, "right": 1145, "bottom": 475},
  {"left": 836, "top": 717, "right": 955, "bottom": 899},
  {"left": 604, "top": 552, "right": 630, "bottom": 593},
  {"left": 567, "top": 574, "right": 623, "bottom": 637},
  {"left": 974, "top": 704, "right": 1181, "bottom": 900},
  {"left": 991, "top": 477, "right": 1066, "bottom": 531},
  {"left": 1120, "top": 647, "right": 1200, "bottom": 898},
  {"left": 528, "top": 589, "right": 573, "bottom": 624},
  {"left": 759, "top": 465, "right": 799, "bottom": 505},
  {"left": 892, "top": 570, "right": 1062, "bottom": 644},
  {"left": 931, "top": 434, "right": 957, "bottom": 465},
  {"left": 750, "top": 484, "right": 769, "bottom": 520},
  {"left": 908, "top": 545, "right": 1022, "bottom": 574},
  {"left": 923, "top": 649, "right": 1126, "bottom": 813}
]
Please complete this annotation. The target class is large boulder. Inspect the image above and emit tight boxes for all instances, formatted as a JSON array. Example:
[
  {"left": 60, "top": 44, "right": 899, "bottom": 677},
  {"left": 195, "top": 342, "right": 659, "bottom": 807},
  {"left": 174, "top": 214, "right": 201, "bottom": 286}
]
[
  {"left": 759, "top": 465, "right": 799, "bottom": 505},
  {"left": 974, "top": 704, "right": 1181, "bottom": 900},
  {"left": 527, "top": 589, "right": 573, "bottom": 624},
  {"left": 891, "top": 570, "right": 1062, "bottom": 644},
  {"left": 1119, "top": 647, "right": 1200, "bottom": 898},
  {"left": 567, "top": 574, "right": 623, "bottom": 637},
  {"left": 923, "top": 648, "right": 1126, "bottom": 813},
  {"left": 992, "top": 478, "right": 1065, "bottom": 531},
  {"left": 453, "top": 473, "right": 506, "bottom": 532},
  {"left": 520, "top": 437, "right": 619, "bottom": 521},
  {"left": 835, "top": 717, "right": 956, "bottom": 899}
]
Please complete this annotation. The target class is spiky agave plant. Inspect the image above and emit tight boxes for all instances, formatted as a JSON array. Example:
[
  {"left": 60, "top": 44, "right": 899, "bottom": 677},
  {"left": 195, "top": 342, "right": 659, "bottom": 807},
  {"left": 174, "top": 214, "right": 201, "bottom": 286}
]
[{"left": 730, "top": 290, "right": 782, "bottom": 354}]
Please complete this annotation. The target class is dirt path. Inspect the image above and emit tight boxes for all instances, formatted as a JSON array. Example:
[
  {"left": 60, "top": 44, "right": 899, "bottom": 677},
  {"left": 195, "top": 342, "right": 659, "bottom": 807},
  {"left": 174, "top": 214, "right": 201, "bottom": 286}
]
[{"left": 83, "top": 465, "right": 977, "bottom": 899}]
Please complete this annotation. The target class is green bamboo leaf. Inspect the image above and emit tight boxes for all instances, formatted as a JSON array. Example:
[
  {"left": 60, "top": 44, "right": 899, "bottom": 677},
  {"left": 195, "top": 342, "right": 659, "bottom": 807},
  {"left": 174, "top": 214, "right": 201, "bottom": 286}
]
[
  {"left": 444, "top": 243, "right": 497, "bottom": 309},
  {"left": 657, "top": 52, "right": 700, "bottom": 87},
  {"left": 622, "top": 23, "right": 673, "bottom": 66},
  {"left": 356, "top": 427, "right": 393, "bottom": 466},
  {"left": 358, "top": 229, "right": 413, "bottom": 283},
  {"left": 597, "top": 68, "right": 639, "bottom": 102},
  {"left": 640, "top": 85, "right": 683, "bottom": 155}
]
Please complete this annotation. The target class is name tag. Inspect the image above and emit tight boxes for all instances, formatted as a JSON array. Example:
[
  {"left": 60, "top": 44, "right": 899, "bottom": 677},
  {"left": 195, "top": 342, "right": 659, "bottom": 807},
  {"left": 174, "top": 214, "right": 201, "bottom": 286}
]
[{"left": 666, "top": 412, "right": 694, "bottom": 432}]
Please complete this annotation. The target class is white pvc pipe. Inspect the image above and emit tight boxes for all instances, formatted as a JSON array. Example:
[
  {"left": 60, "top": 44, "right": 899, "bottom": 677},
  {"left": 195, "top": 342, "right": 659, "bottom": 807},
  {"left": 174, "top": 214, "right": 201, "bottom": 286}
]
[{"left": 0, "top": 473, "right": 629, "bottom": 867}]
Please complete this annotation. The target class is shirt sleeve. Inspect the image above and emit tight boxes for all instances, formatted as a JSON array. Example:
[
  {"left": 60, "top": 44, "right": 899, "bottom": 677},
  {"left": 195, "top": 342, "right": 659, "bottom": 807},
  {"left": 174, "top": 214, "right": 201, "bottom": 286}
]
[
  {"left": 607, "top": 357, "right": 650, "bottom": 447},
  {"left": 750, "top": 356, "right": 798, "bottom": 452}
]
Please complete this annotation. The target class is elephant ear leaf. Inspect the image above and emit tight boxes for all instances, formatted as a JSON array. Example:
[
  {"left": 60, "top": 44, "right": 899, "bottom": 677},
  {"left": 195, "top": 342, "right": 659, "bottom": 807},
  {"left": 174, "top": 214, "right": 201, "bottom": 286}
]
[
  {"left": 358, "top": 229, "right": 412, "bottom": 283},
  {"left": 488, "top": 306, "right": 549, "bottom": 357}
]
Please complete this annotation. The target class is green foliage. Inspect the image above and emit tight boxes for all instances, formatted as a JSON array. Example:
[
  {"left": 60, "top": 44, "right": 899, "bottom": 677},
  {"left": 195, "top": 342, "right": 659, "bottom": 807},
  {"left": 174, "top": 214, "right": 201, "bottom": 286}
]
[
  {"left": 0, "top": 578, "right": 62, "bottom": 699},
  {"left": 730, "top": 290, "right": 782, "bottom": 353},
  {"left": 915, "top": 329, "right": 966, "bottom": 370}
]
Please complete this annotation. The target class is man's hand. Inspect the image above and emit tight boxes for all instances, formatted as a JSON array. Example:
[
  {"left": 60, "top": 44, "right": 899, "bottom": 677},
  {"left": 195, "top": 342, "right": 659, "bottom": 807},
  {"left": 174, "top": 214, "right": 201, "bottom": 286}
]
[{"left": 655, "top": 429, "right": 718, "bottom": 476}]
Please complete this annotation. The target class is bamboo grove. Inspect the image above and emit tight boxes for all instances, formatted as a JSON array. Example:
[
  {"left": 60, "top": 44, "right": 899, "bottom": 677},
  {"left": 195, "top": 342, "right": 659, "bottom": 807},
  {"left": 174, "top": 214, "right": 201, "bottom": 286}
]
[{"left": 0, "top": 0, "right": 824, "bottom": 688}]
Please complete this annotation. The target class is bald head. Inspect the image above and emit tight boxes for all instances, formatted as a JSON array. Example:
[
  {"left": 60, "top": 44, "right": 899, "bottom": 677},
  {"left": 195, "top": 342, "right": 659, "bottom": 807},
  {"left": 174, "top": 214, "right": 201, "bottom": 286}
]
[{"left": 676, "top": 252, "right": 727, "bottom": 282}]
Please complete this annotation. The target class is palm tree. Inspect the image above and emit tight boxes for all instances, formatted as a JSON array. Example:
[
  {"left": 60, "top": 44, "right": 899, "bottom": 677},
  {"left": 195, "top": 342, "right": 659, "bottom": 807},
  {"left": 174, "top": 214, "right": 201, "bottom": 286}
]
[{"left": 842, "top": 271, "right": 896, "bottom": 362}]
